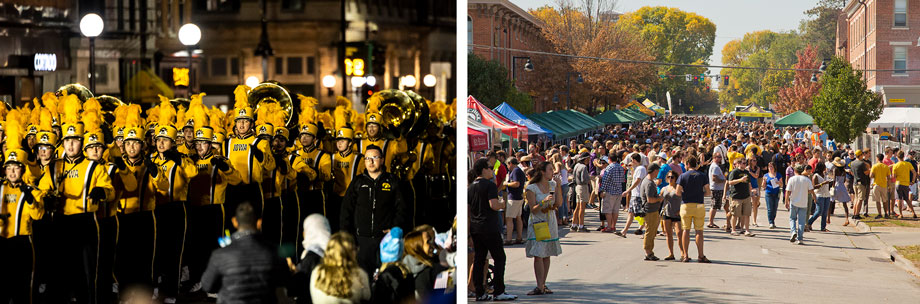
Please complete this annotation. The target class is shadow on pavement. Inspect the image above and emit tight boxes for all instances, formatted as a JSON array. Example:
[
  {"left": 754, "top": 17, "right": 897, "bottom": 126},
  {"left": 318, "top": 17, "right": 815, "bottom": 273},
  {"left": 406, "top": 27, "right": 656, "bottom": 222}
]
[{"left": 502, "top": 281, "right": 763, "bottom": 304}]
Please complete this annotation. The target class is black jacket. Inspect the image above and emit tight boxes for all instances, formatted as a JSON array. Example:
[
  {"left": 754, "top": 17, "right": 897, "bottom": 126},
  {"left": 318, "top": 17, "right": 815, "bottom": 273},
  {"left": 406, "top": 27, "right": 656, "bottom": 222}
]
[
  {"left": 372, "top": 265, "right": 415, "bottom": 304},
  {"left": 289, "top": 251, "right": 322, "bottom": 304},
  {"left": 341, "top": 171, "right": 410, "bottom": 238},
  {"left": 201, "top": 231, "right": 289, "bottom": 303}
]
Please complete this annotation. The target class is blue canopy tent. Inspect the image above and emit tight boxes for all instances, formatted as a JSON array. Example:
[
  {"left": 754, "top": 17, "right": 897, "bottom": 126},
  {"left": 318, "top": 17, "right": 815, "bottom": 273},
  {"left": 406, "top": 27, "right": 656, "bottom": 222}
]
[{"left": 493, "top": 102, "right": 553, "bottom": 142}]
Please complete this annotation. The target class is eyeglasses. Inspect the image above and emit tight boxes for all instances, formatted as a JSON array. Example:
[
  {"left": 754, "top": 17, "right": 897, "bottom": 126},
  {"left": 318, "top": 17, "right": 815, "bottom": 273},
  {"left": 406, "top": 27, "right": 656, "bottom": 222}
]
[
  {"left": 365, "top": 156, "right": 382, "bottom": 162},
  {"left": 37, "top": 146, "right": 51, "bottom": 151}
]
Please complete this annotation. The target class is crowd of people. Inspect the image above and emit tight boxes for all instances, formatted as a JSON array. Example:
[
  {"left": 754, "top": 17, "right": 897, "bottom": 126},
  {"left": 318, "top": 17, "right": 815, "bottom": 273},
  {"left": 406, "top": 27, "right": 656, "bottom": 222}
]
[
  {"left": 0, "top": 84, "right": 457, "bottom": 303},
  {"left": 468, "top": 114, "right": 919, "bottom": 301}
]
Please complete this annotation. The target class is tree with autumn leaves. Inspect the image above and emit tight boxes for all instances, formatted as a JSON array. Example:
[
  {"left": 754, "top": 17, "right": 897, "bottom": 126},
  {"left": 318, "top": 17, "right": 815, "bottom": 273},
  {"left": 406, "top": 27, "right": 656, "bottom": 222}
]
[{"left": 775, "top": 45, "right": 822, "bottom": 115}]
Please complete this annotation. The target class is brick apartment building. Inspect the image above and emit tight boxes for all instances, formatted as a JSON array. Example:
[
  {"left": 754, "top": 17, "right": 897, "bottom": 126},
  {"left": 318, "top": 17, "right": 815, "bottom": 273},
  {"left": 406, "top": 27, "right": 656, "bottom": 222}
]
[
  {"left": 468, "top": 0, "right": 554, "bottom": 112},
  {"left": 837, "top": 0, "right": 920, "bottom": 107}
]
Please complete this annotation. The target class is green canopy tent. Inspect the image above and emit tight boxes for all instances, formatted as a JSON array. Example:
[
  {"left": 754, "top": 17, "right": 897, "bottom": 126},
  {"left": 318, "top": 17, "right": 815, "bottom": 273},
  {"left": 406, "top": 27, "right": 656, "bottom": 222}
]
[
  {"left": 621, "top": 108, "right": 650, "bottom": 122},
  {"left": 595, "top": 109, "right": 646, "bottom": 124},
  {"left": 527, "top": 110, "right": 604, "bottom": 139},
  {"left": 774, "top": 110, "right": 814, "bottom": 127}
]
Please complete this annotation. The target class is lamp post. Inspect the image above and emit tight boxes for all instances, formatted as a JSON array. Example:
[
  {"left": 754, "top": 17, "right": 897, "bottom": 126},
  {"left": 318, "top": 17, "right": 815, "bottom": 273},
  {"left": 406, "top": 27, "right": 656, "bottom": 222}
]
[
  {"left": 80, "top": 13, "right": 103, "bottom": 93},
  {"left": 401, "top": 75, "right": 417, "bottom": 90},
  {"left": 322, "top": 75, "right": 336, "bottom": 96},
  {"left": 254, "top": 0, "right": 273, "bottom": 83},
  {"left": 565, "top": 72, "right": 584, "bottom": 110},
  {"left": 178, "top": 23, "right": 201, "bottom": 95},
  {"left": 511, "top": 56, "right": 533, "bottom": 86},
  {"left": 423, "top": 74, "right": 437, "bottom": 100}
]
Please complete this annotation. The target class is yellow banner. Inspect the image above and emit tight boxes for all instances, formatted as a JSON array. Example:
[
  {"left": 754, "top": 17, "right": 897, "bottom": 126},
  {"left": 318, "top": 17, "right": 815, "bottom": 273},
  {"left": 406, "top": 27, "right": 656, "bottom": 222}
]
[
  {"left": 735, "top": 111, "right": 772, "bottom": 117},
  {"left": 890, "top": 98, "right": 906, "bottom": 103}
]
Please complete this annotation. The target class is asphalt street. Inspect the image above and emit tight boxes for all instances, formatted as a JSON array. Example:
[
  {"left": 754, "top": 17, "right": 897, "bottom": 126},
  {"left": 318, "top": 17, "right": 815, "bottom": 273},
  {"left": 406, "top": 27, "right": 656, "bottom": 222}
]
[{"left": 496, "top": 197, "right": 920, "bottom": 303}]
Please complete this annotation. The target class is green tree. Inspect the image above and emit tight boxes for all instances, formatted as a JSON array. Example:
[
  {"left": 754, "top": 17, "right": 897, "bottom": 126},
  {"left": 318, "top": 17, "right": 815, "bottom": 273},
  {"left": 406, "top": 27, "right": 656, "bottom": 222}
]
[
  {"left": 616, "top": 6, "right": 716, "bottom": 106},
  {"left": 468, "top": 53, "right": 534, "bottom": 114},
  {"left": 468, "top": 54, "right": 512, "bottom": 108},
  {"left": 811, "top": 57, "right": 883, "bottom": 144},
  {"left": 800, "top": 0, "right": 845, "bottom": 61},
  {"left": 719, "top": 30, "right": 802, "bottom": 108}
]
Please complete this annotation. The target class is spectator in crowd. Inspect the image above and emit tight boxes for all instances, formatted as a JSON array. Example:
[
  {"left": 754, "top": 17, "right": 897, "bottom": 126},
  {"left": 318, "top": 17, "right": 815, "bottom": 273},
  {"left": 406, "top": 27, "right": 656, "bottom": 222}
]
[
  {"left": 309, "top": 232, "right": 371, "bottom": 304},
  {"left": 503, "top": 157, "right": 526, "bottom": 245},
  {"left": 468, "top": 158, "right": 517, "bottom": 301},
  {"left": 289, "top": 214, "right": 332, "bottom": 303},
  {"left": 786, "top": 165, "right": 814, "bottom": 245}
]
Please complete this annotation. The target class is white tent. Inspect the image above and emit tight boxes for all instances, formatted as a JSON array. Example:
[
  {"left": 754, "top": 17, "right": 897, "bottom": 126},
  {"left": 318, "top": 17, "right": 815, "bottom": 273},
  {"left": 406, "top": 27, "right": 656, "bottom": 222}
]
[{"left": 868, "top": 107, "right": 920, "bottom": 128}]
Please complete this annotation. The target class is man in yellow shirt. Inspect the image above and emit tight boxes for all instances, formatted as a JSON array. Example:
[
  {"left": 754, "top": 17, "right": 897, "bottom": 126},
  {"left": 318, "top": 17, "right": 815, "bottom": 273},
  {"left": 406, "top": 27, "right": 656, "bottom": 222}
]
[
  {"left": 871, "top": 153, "right": 892, "bottom": 218},
  {"left": 892, "top": 151, "right": 918, "bottom": 218},
  {"left": 727, "top": 145, "right": 744, "bottom": 172}
]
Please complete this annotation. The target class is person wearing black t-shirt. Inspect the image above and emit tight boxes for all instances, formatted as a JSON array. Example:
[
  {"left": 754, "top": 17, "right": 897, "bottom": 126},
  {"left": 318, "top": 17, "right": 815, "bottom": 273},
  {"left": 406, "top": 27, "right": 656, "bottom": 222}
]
[
  {"left": 727, "top": 158, "right": 754, "bottom": 237},
  {"left": 468, "top": 158, "right": 517, "bottom": 301}
]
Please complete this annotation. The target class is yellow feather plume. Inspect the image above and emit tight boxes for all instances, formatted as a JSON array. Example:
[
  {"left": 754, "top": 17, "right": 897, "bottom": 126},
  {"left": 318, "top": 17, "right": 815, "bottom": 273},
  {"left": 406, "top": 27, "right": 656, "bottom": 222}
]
[
  {"left": 233, "top": 85, "right": 251, "bottom": 110},
  {"left": 146, "top": 104, "right": 160, "bottom": 125},
  {"left": 333, "top": 106, "right": 349, "bottom": 130},
  {"left": 125, "top": 104, "right": 145, "bottom": 128},
  {"left": 297, "top": 94, "right": 317, "bottom": 126},
  {"left": 83, "top": 97, "right": 102, "bottom": 114},
  {"left": 30, "top": 100, "right": 42, "bottom": 127},
  {"left": 353, "top": 112, "right": 366, "bottom": 135},
  {"left": 61, "top": 94, "right": 82, "bottom": 125},
  {"left": 366, "top": 93, "right": 382, "bottom": 114},
  {"left": 41, "top": 92, "right": 58, "bottom": 109},
  {"left": 39, "top": 109, "right": 54, "bottom": 131},
  {"left": 447, "top": 99, "right": 456, "bottom": 122},
  {"left": 210, "top": 107, "right": 226, "bottom": 135},
  {"left": 317, "top": 112, "right": 334, "bottom": 131},
  {"left": 255, "top": 103, "right": 275, "bottom": 126},
  {"left": 113, "top": 105, "right": 128, "bottom": 128},
  {"left": 335, "top": 96, "right": 352, "bottom": 110},
  {"left": 83, "top": 110, "right": 102, "bottom": 134},
  {"left": 176, "top": 107, "right": 187, "bottom": 128},
  {"left": 158, "top": 95, "right": 176, "bottom": 126},
  {"left": 5, "top": 109, "right": 23, "bottom": 151}
]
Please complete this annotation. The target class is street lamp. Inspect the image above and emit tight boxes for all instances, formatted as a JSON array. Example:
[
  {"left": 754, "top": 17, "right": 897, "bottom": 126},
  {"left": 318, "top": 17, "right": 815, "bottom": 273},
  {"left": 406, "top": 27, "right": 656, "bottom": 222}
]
[
  {"left": 178, "top": 23, "right": 201, "bottom": 95},
  {"left": 245, "top": 76, "right": 260, "bottom": 88},
  {"left": 365, "top": 75, "right": 377, "bottom": 87},
  {"left": 322, "top": 75, "right": 336, "bottom": 96},
  {"left": 811, "top": 59, "right": 828, "bottom": 83},
  {"left": 401, "top": 75, "right": 417, "bottom": 89},
  {"left": 423, "top": 74, "right": 437, "bottom": 100},
  {"left": 80, "top": 13, "right": 103, "bottom": 93},
  {"left": 351, "top": 76, "right": 366, "bottom": 88},
  {"left": 512, "top": 56, "right": 533, "bottom": 86}
]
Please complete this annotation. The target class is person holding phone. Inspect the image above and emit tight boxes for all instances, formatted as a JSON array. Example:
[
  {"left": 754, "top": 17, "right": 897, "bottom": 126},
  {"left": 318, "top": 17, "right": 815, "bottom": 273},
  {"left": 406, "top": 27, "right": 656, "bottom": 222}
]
[{"left": 523, "top": 162, "right": 563, "bottom": 296}]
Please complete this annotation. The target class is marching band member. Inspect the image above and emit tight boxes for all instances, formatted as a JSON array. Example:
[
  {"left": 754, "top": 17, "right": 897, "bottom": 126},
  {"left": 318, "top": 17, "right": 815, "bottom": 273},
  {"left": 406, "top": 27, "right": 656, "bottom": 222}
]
[
  {"left": 37, "top": 94, "right": 114, "bottom": 303},
  {"left": 150, "top": 96, "right": 197, "bottom": 303},
  {"left": 292, "top": 95, "right": 331, "bottom": 256},
  {"left": 0, "top": 116, "right": 44, "bottom": 304},
  {"left": 330, "top": 105, "right": 364, "bottom": 232},
  {"left": 225, "top": 85, "right": 275, "bottom": 222}
]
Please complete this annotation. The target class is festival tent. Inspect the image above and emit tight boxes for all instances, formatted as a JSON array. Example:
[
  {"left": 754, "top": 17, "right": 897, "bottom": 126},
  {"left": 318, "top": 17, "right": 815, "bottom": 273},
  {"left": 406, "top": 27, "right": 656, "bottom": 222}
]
[
  {"left": 527, "top": 110, "right": 604, "bottom": 139},
  {"left": 734, "top": 103, "right": 773, "bottom": 118},
  {"left": 621, "top": 108, "right": 651, "bottom": 122},
  {"left": 492, "top": 102, "right": 552, "bottom": 137},
  {"left": 594, "top": 109, "right": 647, "bottom": 124},
  {"left": 774, "top": 111, "right": 814, "bottom": 127},
  {"left": 869, "top": 107, "right": 920, "bottom": 128},
  {"left": 468, "top": 127, "right": 489, "bottom": 151},
  {"left": 625, "top": 100, "right": 657, "bottom": 116},
  {"left": 467, "top": 96, "right": 528, "bottom": 140},
  {"left": 642, "top": 99, "right": 667, "bottom": 115}
]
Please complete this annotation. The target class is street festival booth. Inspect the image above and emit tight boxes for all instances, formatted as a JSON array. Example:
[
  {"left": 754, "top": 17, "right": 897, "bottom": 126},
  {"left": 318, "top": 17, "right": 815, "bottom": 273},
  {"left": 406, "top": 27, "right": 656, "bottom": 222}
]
[
  {"left": 527, "top": 109, "right": 605, "bottom": 144},
  {"left": 467, "top": 96, "right": 528, "bottom": 150},
  {"left": 642, "top": 99, "right": 667, "bottom": 115},
  {"left": 774, "top": 110, "right": 814, "bottom": 127},
  {"left": 467, "top": 127, "right": 489, "bottom": 152},
  {"left": 625, "top": 100, "right": 657, "bottom": 116},
  {"left": 734, "top": 103, "right": 773, "bottom": 122},
  {"left": 468, "top": 118, "right": 501, "bottom": 151},
  {"left": 866, "top": 107, "right": 920, "bottom": 151},
  {"left": 493, "top": 102, "right": 553, "bottom": 143},
  {"left": 594, "top": 108, "right": 649, "bottom": 125}
]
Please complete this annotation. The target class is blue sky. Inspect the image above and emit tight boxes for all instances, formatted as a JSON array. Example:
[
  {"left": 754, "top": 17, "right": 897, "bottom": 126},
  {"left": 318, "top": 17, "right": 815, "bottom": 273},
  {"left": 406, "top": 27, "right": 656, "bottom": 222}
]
[{"left": 510, "top": 0, "right": 821, "bottom": 74}]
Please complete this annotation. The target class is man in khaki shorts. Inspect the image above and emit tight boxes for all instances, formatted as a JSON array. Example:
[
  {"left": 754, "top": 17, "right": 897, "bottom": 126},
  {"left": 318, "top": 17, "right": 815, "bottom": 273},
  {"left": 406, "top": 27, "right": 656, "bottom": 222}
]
[
  {"left": 503, "top": 157, "right": 526, "bottom": 244},
  {"left": 726, "top": 158, "right": 755, "bottom": 236},
  {"left": 598, "top": 152, "right": 627, "bottom": 236}
]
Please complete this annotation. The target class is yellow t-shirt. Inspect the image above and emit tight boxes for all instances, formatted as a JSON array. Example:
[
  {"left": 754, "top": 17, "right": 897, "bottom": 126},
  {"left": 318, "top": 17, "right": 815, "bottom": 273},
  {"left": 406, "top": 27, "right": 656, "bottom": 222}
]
[
  {"left": 870, "top": 163, "right": 890, "bottom": 188},
  {"left": 892, "top": 161, "right": 915, "bottom": 186},
  {"left": 727, "top": 151, "right": 744, "bottom": 172}
]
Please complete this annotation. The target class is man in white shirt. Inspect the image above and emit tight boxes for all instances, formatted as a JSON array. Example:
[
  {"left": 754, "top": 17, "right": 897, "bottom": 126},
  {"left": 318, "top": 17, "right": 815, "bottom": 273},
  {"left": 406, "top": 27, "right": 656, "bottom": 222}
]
[
  {"left": 621, "top": 153, "right": 648, "bottom": 235},
  {"left": 786, "top": 165, "right": 814, "bottom": 245}
]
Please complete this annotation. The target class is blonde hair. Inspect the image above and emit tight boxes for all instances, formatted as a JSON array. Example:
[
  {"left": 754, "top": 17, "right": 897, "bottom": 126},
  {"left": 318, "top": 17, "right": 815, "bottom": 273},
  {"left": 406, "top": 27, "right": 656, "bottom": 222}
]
[{"left": 315, "top": 232, "right": 359, "bottom": 298}]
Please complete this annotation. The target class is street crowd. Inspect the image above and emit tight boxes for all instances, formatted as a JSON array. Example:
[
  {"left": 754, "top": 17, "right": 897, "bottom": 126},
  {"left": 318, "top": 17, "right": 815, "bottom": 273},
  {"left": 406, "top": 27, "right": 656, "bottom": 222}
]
[
  {"left": 0, "top": 84, "right": 458, "bottom": 304},
  {"left": 468, "top": 114, "right": 919, "bottom": 301}
]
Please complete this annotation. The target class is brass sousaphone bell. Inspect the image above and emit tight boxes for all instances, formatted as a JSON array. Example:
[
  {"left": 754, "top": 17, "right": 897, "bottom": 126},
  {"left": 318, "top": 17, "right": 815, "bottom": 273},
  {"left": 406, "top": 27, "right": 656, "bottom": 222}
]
[
  {"left": 247, "top": 83, "right": 295, "bottom": 131},
  {"left": 55, "top": 83, "right": 94, "bottom": 103}
]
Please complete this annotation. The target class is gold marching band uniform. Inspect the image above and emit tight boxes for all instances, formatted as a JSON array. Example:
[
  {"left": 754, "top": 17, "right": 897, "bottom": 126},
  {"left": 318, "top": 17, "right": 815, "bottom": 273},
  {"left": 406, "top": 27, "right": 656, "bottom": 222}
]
[{"left": 0, "top": 83, "right": 456, "bottom": 303}]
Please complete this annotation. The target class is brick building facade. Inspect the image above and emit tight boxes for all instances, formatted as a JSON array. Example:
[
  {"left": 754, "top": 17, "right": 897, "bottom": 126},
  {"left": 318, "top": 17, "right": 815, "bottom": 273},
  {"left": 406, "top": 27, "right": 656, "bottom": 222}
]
[
  {"left": 468, "top": 0, "right": 556, "bottom": 112},
  {"left": 838, "top": 0, "right": 920, "bottom": 107}
]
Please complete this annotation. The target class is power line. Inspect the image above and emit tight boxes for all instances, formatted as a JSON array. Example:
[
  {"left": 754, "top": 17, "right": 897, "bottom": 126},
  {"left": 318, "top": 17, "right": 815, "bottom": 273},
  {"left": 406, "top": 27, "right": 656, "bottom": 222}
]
[{"left": 471, "top": 44, "right": 920, "bottom": 73}]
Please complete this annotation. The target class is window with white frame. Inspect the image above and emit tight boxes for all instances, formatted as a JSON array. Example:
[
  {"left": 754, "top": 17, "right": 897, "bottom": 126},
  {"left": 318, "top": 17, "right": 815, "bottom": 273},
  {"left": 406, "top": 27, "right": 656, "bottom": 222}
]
[
  {"left": 894, "top": 46, "right": 907, "bottom": 74},
  {"left": 895, "top": 0, "right": 907, "bottom": 27}
]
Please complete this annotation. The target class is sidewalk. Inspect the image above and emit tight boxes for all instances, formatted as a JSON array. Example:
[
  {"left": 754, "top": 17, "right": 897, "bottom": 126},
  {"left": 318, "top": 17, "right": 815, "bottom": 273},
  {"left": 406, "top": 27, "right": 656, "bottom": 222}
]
[{"left": 846, "top": 214, "right": 920, "bottom": 278}]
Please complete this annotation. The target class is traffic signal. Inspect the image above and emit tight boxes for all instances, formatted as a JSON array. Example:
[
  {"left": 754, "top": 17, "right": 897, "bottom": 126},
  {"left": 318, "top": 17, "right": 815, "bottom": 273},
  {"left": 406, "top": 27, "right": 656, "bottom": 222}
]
[
  {"left": 692, "top": 76, "right": 699, "bottom": 84},
  {"left": 371, "top": 44, "right": 386, "bottom": 80},
  {"left": 360, "top": 83, "right": 378, "bottom": 105},
  {"left": 723, "top": 75, "right": 730, "bottom": 86}
]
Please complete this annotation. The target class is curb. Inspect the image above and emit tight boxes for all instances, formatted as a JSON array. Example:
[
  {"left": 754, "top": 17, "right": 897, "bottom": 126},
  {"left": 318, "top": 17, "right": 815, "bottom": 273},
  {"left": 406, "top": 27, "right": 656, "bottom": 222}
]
[{"left": 854, "top": 220, "right": 920, "bottom": 278}]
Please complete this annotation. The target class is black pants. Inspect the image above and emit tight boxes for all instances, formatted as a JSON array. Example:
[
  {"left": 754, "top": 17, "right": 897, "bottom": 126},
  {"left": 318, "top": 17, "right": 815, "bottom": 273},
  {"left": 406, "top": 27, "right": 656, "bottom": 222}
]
[
  {"left": 184, "top": 204, "right": 223, "bottom": 287},
  {"left": 114, "top": 211, "right": 156, "bottom": 292},
  {"left": 97, "top": 216, "right": 119, "bottom": 302},
  {"left": 54, "top": 212, "right": 99, "bottom": 303},
  {"left": 0, "top": 235, "right": 34, "bottom": 304},
  {"left": 31, "top": 216, "right": 53, "bottom": 303},
  {"left": 412, "top": 176, "right": 429, "bottom": 227},
  {"left": 281, "top": 190, "right": 300, "bottom": 259},
  {"left": 295, "top": 189, "right": 324, "bottom": 261},
  {"left": 471, "top": 231, "right": 506, "bottom": 297},
  {"left": 262, "top": 196, "right": 283, "bottom": 250},
  {"left": 225, "top": 182, "right": 264, "bottom": 230},
  {"left": 356, "top": 235, "right": 383, "bottom": 284},
  {"left": 399, "top": 179, "right": 416, "bottom": 227},
  {"left": 154, "top": 201, "right": 187, "bottom": 298},
  {"left": 327, "top": 195, "right": 343, "bottom": 233}
]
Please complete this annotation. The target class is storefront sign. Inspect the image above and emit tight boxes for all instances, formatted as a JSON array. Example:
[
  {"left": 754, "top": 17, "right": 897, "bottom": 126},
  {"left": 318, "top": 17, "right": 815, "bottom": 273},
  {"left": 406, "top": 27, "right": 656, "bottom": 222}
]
[
  {"left": 33, "top": 53, "right": 57, "bottom": 71},
  {"left": 890, "top": 98, "right": 906, "bottom": 103}
]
